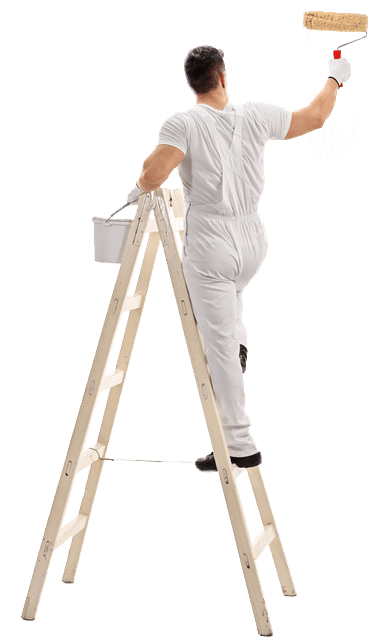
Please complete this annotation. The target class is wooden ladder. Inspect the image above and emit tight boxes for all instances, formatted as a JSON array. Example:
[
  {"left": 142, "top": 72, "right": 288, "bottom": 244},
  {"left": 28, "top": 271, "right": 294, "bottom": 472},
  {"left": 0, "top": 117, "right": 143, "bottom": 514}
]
[{"left": 21, "top": 188, "right": 296, "bottom": 636}]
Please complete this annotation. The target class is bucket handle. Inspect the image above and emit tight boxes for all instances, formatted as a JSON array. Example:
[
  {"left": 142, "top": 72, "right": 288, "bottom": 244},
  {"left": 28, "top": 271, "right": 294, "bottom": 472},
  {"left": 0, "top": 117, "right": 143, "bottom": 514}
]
[{"left": 105, "top": 201, "right": 131, "bottom": 223}]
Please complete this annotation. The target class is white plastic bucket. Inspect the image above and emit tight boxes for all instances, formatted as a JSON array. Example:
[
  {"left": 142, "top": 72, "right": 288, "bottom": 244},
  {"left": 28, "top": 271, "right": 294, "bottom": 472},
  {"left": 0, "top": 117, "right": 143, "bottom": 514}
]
[{"left": 92, "top": 217, "right": 133, "bottom": 263}]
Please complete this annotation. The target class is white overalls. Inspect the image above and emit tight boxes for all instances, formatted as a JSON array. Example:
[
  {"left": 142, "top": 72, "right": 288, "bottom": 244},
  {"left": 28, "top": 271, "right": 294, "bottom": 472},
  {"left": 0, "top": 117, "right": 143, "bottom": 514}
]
[{"left": 182, "top": 105, "right": 268, "bottom": 457}]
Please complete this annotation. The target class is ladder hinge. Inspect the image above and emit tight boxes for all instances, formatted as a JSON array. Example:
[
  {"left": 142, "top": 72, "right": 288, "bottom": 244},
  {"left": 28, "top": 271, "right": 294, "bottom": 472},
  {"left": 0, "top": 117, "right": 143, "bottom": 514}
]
[
  {"left": 201, "top": 383, "right": 208, "bottom": 399},
  {"left": 222, "top": 468, "right": 229, "bottom": 484},
  {"left": 89, "top": 380, "right": 95, "bottom": 395},
  {"left": 65, "top": 460, "right": 73, "bottom": 477}
]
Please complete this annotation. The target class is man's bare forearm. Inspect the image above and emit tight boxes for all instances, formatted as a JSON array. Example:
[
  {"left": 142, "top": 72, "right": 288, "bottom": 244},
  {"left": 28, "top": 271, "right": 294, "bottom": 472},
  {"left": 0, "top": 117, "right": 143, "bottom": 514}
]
[{"left": 311, "top": 77, "right": 339, "bottom": 125}]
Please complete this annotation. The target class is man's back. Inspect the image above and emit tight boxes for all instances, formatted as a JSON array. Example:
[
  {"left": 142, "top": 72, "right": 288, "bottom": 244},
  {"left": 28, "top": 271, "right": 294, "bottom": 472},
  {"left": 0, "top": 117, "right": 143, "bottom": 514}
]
[{"left": 157, "top": 102, "right": 291, "bottom": 212}]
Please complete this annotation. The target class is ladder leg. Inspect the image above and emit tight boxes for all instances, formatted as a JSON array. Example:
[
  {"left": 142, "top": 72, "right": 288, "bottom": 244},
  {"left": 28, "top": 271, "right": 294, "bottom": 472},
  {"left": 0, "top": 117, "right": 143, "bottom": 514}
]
[
  {"left": 63, "top": 231, "right": 160, "bottom": 582},
  {"left": 23, "top": 402, "right": 110, "bottom": 617},
  {"left": 248, "top": 467, "right": 296, "bottom": 597},
  {"left": 220, "top": 469, "right": 273, "bottom": 636},
  {"left": 153, "top": 189, "right": 273, "bottom": 636},
  {"left": 22, "top": 194, "right": 154, "bottom": 620}
]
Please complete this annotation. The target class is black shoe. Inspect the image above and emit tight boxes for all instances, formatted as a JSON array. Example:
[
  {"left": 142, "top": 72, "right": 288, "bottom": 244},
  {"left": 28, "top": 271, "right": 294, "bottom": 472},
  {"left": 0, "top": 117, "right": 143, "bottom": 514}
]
[
  {"left": 239, "top": 344, "right": 248, "bottom": 373},
  {"left": 195, "top": 451, "right": 262, "bottom": 471}
]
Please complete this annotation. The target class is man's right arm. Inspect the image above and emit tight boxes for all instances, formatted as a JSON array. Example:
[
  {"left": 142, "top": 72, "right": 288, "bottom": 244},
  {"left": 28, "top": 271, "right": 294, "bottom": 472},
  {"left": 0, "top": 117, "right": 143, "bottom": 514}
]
[
  {"left": 312, "top": 77, "right": 341, "bottom": 124},
  {"left": 284, "top": 78, "right": 338, "bottom": 140}
]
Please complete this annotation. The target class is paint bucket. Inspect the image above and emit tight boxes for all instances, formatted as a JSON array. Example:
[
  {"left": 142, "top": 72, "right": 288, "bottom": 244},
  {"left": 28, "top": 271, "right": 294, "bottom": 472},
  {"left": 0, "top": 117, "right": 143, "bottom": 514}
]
[{"left": 92, "top": 216, "right": 133, "bottom": 263}]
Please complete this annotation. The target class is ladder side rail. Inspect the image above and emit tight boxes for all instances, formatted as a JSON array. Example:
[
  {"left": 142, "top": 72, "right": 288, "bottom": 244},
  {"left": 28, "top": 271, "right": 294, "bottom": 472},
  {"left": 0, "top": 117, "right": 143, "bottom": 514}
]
[
  {"left": 63, "top": 230, "right": 160, "bottom": 583},
  {"left": 22, "top": 194, "right": 153, "bottom": 621},
  {"left": 153, "top": 188, "right": 272, "bottom": 637},
  {"left": 248, "top": 467, "right": 296, "bottom": 597},
  {"left": 168, "top": 189, "right": 295, "bottom": 588}
]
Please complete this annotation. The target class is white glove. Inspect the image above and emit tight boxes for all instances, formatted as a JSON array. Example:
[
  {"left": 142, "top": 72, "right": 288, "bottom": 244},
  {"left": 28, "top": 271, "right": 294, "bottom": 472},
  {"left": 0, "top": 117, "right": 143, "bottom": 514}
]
[
  {"left": 328, "top": 57, "right": 351, "bottom": 87},
  {"left": 126, "top": 183, "right": 145, "bottom": 205}
]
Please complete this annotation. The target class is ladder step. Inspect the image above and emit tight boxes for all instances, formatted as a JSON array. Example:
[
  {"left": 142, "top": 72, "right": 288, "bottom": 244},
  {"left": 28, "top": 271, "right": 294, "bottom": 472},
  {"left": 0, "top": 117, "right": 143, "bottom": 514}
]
[
  {"left": 76, "top": 442, "right": 106, "bottom": 474},
  {"left": 99, "top": 369, "right": 125, "bottom": 393},
  {"left": 232, "top": 464, "right": 245, "bottom": 478},
  {"left": 145, "top": 218, "right": 184, "bottom": 233},
  {"left": 123, "top": 293, "right": 143, "bottom": 312},
  {"left": 252, "top": 524, "right": 276, "bottom": 561},
  {"left": 55, "top": 514, "right": 88, "bottom": 549}
]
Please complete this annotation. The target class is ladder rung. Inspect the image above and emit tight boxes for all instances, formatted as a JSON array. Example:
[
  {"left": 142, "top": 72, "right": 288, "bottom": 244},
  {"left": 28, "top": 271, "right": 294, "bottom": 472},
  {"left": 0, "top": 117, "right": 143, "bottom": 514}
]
[
  {"left": 55, "top": 514, "right": 88, "bottom": 549},
  {"left": 145, "top": 218, "right": 184, "bottom": 233},
  {"left": 123, "top": 293, "right": 143, "bottom": 312},
  {"left": 232, "top": 464, "right": 245, "bottom": 478},
  {"left": 76, "top": 442, "right": 106, "bottom": 474},
  {"left": 99, "top": 369, "right": 125, "bottom": 393},
  {"left": 252, "top": 524, "right": 276, "bottom": 561}
]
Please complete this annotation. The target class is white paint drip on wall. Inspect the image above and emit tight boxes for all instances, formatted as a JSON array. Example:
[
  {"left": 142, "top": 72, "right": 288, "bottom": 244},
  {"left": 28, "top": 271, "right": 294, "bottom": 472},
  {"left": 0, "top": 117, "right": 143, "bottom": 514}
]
[{"left": 306, "top": 28, "right": 364, "bottom": 160}]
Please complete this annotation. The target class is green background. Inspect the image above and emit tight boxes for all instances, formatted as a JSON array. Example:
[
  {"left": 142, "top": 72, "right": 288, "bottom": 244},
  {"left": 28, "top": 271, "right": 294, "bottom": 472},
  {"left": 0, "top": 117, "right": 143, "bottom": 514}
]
[{"left": 0, "top": 0, "right": 372, "bottom": 644}]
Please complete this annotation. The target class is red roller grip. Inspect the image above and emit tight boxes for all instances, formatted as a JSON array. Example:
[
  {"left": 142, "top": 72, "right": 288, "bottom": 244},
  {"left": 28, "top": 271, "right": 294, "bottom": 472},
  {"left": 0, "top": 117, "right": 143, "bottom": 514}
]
[{"left": 333, "top": 50, "right": 343, "bottom": 86}]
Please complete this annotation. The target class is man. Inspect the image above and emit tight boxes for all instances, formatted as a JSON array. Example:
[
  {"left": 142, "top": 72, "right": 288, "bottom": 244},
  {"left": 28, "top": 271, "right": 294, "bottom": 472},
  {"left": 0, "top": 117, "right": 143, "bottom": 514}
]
[{"left": 127, "top": 45, "right": 351, "bottom": 472}]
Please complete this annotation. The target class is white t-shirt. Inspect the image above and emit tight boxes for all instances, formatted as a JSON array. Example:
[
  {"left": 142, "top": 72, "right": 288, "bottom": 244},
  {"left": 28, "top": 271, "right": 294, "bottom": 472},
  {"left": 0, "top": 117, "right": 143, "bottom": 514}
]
[{"left": 157, "top": 102, "right": 292, "bottom": 209}]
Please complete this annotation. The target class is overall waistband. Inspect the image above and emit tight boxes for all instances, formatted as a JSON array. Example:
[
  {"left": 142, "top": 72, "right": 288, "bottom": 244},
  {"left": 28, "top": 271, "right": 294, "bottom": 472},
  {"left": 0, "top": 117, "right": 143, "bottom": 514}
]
[{"left": 185, "top": 201, "right": 260, "bottom": 219}]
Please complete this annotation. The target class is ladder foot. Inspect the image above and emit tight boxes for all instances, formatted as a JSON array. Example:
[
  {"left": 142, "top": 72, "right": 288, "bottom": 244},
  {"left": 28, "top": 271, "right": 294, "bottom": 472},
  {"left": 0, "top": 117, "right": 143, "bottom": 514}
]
[{"left": 259, "top": 634, "right": 273, "bottom": 638}]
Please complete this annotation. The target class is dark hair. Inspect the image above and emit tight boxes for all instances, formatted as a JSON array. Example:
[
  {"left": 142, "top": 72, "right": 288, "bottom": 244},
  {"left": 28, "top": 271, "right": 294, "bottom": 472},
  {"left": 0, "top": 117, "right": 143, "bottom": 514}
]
[{"left": 184, "top": 46, "right": 225, "bottom": 95}]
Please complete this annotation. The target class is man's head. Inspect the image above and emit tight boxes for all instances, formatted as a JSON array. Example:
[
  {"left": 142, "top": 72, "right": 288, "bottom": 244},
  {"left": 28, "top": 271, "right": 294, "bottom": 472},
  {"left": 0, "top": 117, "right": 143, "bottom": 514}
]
[{"left": 184, "top": 46, "right": 225, "bottom": 96}]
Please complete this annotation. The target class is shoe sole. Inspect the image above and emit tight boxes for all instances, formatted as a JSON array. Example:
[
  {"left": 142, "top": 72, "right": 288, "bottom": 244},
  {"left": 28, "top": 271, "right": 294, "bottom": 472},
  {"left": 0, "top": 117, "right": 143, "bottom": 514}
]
[{"left": 195, "top": 452, "right": 261, "bottom": 471}]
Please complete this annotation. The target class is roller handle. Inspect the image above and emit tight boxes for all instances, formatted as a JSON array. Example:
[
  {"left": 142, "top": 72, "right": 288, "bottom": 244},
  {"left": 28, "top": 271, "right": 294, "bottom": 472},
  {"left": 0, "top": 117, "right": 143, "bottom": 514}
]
[{"left": 333, "top": 50, "right": 343, "bottom": 87}]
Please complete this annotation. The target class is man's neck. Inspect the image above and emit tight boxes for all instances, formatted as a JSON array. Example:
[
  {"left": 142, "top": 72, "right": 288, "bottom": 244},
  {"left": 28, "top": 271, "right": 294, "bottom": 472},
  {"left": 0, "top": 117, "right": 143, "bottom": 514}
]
[
  {"left": 196, "top": 95, "right": 229, "bottom": 111},
  {"left": 197, "top": 101, "right": 229, "bottom": 111}
]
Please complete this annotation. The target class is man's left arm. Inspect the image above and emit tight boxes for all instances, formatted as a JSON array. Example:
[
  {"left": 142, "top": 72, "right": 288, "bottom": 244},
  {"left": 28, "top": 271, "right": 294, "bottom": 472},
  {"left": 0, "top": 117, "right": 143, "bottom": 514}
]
[{"left": 137, "top": 144, "right": 185, "bottom": 192}]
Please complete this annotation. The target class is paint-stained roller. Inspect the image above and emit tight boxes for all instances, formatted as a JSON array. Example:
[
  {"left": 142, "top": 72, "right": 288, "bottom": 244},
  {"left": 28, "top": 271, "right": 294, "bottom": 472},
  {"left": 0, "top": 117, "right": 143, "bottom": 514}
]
[
  {"left": 302, "top": 11, "right": 369, "bottom": 161},
  {"left": 303, "top": 11, "right": 368, "bottom": 32}
]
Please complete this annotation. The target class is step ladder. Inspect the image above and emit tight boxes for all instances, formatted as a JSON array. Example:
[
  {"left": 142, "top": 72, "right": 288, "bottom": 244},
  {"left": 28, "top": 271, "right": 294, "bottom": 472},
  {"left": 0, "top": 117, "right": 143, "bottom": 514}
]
[{"left": 21, "top": 188, "right": 296, "bottom": 636}]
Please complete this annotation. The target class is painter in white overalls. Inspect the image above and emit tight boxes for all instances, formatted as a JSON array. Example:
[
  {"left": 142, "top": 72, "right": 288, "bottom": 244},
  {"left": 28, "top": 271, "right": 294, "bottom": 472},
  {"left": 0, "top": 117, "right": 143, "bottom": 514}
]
[{"left": 158, "top": 102, "right": 291, "bottom": 457}]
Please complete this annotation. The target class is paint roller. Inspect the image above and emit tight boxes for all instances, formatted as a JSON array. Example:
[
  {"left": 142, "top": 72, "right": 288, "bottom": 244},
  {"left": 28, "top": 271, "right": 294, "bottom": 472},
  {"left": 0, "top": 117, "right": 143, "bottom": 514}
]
[
  {"left": 302, "top": 11, "right": 369, "bottom": 161},
  {"left": 303, "top": 11, "right": 368, "bottom": 86}
]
